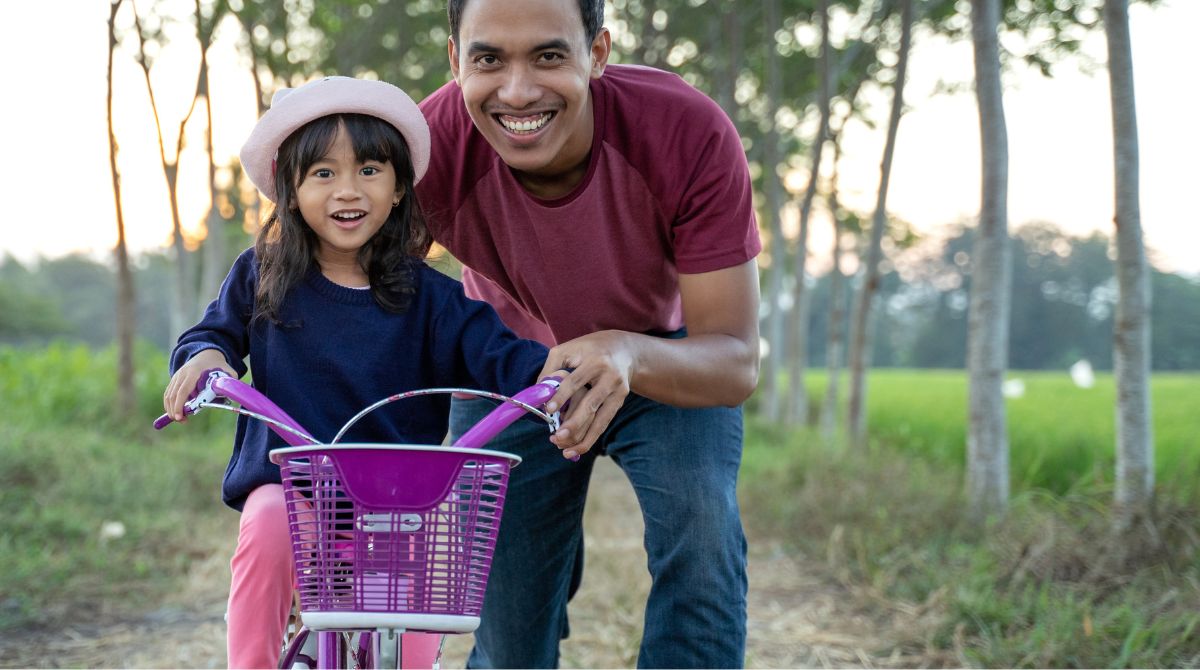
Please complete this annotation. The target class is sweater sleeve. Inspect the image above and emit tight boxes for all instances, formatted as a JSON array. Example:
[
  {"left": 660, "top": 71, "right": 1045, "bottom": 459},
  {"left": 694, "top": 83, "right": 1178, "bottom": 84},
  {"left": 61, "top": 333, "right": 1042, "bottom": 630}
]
[
  {"left": 426, "top": 270, "right": 549, "bottom": 396},
  {"left": 169, "top": 249, "right": 256, "bottom": 377}
]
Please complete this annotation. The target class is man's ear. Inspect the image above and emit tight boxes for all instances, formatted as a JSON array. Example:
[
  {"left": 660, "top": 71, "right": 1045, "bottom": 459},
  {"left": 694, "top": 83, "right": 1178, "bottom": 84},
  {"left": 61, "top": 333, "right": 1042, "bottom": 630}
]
[
  {"left": 448, "top": 37, "right": 461, "bottom": 83},
  {"left": 589, "top": 27, "right": 611, "bottom": 79}
]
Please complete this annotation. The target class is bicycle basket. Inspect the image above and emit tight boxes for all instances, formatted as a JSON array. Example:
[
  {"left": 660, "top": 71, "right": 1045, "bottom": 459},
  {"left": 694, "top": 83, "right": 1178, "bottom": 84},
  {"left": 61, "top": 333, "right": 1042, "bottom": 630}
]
[{"left": 269, "top": 444, "right": 520, "bottom": 632}]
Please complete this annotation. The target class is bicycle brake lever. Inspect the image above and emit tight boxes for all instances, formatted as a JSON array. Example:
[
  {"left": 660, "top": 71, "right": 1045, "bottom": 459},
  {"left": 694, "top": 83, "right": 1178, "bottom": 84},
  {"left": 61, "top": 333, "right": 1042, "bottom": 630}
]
[
  {"left": 152, "top": 369, "right": 231, "bottom": 430},
  {"left": 184, "top": 368, "right": 231, "bottom": 413}
]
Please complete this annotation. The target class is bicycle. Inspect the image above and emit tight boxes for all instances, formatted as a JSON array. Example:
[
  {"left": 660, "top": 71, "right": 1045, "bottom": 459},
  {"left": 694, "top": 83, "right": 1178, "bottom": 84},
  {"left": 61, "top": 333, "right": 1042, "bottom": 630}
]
[{"left": 154, "top": 369, "right": 564, "bottom": 669}]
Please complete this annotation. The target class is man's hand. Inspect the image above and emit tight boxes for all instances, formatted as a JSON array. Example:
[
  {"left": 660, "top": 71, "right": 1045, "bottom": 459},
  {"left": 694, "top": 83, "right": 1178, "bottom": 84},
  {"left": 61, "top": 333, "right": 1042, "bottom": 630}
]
[{"left": 538, "top": 330, "right": 635, "bottom": 460}]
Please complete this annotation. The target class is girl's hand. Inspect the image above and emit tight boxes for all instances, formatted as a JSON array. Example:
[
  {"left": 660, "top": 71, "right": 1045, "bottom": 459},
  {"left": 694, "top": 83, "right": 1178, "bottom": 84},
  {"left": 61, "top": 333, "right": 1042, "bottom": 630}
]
[{"left": 163, "top": 349, "right": 236, "bottom": 422}]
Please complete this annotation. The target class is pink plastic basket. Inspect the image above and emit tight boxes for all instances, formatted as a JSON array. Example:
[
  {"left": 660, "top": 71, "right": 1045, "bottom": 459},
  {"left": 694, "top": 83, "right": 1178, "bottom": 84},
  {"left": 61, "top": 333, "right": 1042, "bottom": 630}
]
[{"left": 269, "top": 444, "right": 520, "bottom": 631}]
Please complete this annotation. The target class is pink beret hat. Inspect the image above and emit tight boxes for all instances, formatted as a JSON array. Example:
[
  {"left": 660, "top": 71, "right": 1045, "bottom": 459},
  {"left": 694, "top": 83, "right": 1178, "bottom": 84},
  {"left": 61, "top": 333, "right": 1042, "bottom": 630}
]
[{"left": 239, "top": 76, "right": 431, "bottom": 203}]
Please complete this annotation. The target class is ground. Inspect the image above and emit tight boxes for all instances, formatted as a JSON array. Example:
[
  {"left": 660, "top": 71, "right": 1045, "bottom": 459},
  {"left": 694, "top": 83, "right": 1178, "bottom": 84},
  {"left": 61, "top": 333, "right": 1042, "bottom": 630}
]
[{"left": 1, "top": 460, "right": 949, "bottom": 668}]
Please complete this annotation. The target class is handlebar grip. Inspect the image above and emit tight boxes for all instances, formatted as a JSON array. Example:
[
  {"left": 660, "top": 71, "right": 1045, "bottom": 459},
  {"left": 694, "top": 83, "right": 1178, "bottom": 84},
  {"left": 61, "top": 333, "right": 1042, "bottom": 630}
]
[{"left": 153, "top": 368, "right": 229, "bottom": 431}]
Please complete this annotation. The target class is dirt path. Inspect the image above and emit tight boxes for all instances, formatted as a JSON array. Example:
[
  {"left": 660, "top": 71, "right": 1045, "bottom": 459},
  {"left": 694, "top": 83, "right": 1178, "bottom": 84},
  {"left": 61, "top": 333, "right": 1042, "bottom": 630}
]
[{"left": 1, "top": 460, "right": 944, "bottom": 668}]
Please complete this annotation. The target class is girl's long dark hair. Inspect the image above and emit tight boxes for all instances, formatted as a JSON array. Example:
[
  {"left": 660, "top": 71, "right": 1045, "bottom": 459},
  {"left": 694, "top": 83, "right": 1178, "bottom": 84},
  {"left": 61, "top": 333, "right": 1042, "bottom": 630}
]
[{"left": 253, "top": 113, "right": 432, "bottom": 323}]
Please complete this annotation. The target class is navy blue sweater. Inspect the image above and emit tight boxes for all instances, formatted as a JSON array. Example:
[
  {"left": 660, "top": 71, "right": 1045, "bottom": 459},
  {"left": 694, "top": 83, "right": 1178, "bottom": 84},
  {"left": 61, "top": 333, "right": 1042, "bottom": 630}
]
[{"left": 171, "top": 249, "right": 549, "bottom": 511}]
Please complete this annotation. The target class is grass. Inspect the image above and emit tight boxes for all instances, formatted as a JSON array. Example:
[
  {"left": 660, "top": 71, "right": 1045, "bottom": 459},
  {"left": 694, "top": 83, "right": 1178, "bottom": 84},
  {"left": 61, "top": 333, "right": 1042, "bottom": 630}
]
[
  {"left": 741, "top": 374, "right": 1200, "bottom": 668},
  {"left": 0, "top": 342, "right": 235, "bottom": 630},
  {"left": 794, "top": 369, "right": 1200, "bottom": 496},
  {"left": 5, "top": 344, "right": 1198, "bottom": 666}
]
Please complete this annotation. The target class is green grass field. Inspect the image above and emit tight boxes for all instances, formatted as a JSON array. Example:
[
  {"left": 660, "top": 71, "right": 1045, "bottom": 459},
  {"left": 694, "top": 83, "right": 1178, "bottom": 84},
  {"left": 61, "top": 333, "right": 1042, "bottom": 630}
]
[
  {"left": 742, "top": 369, "right": 1200, "bottom": 667},
  {"left": 3, "top": 343, "right": 1197, "bottom": 665},
  {"left": 788, "top": 369, "right": 1199, "bottom": 497},
  {"left": 0, "top": 343, "right": 234, "bottom": 630}
]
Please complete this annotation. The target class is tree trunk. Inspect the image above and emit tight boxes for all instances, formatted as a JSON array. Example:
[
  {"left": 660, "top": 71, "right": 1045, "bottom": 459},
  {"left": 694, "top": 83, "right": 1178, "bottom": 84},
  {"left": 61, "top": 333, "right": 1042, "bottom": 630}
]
[
  {"left": 847, "top": 0, "right": 914, "bottom": 448},
  {"left": 759, "top": 0, "right": 787, "bottom": 422},
  {"left": 1104, "top": 0, "right": 1153, "bottom": 532},
  {"left": 785, "top": 0, "right": 832, "bottom": 426},
  {"left": 133, "top": 4, "right": 202, "bottom": 342},
  {"left": 197, "top": 0, "right": 228, "bottom": 307},
  {"left": 633, "top": 0, "right": 659, "bottom": 66},
  {"left": 107, "top": 0, "right": 136, "bottom": 420},
  {"left": 820, "top": 125, "right": 849, "bottom": 442},
  {"left": 966, "top": 0, "right": 1012, "bottom": 521},
  {"left": 713, "top": 8, "right": 742, "bottom": 121}
]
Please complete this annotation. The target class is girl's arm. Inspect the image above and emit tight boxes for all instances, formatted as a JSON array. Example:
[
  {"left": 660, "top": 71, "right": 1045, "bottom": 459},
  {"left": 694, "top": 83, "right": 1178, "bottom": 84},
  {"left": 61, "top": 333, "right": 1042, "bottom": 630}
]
[{"left": 163, "top": 249, "right": 258, "bottom": 420}]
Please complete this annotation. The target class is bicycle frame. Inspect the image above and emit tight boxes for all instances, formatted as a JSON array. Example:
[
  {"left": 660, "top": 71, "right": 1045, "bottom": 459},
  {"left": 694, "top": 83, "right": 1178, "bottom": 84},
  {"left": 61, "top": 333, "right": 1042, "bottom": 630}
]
[{"left": 154, "top": 370, "right": 565, "bottom": 669}]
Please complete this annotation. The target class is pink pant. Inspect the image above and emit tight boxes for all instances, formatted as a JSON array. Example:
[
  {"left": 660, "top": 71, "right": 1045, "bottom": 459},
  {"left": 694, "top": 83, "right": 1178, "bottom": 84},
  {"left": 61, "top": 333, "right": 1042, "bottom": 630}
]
[{"left": 227, "top": 484, "right": 441, "bottom": 669}]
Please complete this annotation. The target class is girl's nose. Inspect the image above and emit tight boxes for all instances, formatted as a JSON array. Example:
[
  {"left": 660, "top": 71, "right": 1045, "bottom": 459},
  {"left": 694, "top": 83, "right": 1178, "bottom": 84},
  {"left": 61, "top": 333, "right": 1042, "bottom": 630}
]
[{"left": 332, "top": 175, "right": 362, "bottom": 199}]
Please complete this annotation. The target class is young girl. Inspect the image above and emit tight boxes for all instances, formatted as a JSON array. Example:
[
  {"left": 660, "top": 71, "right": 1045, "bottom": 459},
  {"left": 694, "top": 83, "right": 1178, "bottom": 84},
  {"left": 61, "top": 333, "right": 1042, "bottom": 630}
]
[{"left": 162, "top": 76, "right": 559, "bottom": 669}]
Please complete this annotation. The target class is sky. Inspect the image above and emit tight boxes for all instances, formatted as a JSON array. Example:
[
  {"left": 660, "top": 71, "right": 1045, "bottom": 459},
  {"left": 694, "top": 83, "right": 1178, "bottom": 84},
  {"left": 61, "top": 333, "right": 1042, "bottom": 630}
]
[{"left": 2, "top": 1, "right": 1197, "bottom": 274}]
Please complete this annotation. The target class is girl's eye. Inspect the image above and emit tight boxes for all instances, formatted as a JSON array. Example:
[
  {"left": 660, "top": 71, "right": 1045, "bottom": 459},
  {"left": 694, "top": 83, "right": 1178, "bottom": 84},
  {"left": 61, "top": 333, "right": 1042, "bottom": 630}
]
[
  {"left": 313, "top": 168, "right": 333, "bottom": 178},
  {"left": 361, "top": 166, "right": 379, "bottom": 176}
]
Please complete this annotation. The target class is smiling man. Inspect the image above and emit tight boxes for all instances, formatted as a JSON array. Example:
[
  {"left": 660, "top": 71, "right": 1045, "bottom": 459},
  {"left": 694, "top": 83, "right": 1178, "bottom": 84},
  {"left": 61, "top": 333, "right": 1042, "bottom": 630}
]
[{"left": 416, "top": 0, "right": 762, "bottom": 667}]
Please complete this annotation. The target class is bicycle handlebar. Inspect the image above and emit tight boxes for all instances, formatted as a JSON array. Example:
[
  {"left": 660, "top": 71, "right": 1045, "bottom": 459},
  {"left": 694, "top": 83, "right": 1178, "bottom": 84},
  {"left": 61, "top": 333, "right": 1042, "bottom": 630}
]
[{"left": 153, "top": 369, "right": 568, "bottom": 455}]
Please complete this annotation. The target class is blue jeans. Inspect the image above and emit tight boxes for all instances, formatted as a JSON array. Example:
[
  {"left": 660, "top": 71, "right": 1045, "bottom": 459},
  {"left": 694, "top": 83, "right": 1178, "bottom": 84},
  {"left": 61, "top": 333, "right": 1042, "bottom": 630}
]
[{"left": 451, "top": 393, "right": 748, "bottom": 669}]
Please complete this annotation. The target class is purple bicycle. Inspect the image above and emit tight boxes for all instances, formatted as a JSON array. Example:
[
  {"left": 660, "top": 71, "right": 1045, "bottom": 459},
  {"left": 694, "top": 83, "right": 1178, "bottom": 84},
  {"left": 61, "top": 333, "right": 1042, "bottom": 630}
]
[{"left": 154, "top": 370, "right": 564, "bottom": 669}]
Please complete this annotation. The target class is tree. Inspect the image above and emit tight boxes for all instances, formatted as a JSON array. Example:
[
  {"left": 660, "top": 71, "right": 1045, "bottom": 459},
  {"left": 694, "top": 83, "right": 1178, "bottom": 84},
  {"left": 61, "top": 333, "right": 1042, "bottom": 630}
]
[
  {"left": 846, "top": 0, "right": 915, "bottom": 449},
  {"left": 818, "top": 103, "right": 855, "bottom": 441},
  {"left": 131, "top": 0, "right": 205, "bottom": 341},
  {"left": 196, "top": 0, "right": 235, "bottom": 310},
  {"left": 965, "top": 0, "right": 1012, "bottom": 521},
  {"left": 784, "top": 0, "right": 833, "bottom": 426},
  {"left": 758, "top": 0, "right": 789, "bottom": 422},
  {"left": 108, "top": 0, "right": 137, "bottom": 419},
  {"left": 1104, "top": 0, "right": 1153, "bottom": 533}
]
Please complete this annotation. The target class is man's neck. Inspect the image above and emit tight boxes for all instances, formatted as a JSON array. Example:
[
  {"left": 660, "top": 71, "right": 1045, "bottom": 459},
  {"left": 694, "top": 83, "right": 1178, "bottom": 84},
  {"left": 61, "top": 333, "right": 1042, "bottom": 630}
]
[
  {"left": 513, "top": 158, "right": 590, "bottom": 200},
  {"left": 512, "top": 93, "right": 595, "bottom": 200}
]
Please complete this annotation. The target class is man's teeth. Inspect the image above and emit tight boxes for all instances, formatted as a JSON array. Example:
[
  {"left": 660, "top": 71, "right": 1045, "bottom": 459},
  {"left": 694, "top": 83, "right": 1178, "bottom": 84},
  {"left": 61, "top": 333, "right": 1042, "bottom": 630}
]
[{"left": 500, "top": 114, "right": 550, "bottom": 133}]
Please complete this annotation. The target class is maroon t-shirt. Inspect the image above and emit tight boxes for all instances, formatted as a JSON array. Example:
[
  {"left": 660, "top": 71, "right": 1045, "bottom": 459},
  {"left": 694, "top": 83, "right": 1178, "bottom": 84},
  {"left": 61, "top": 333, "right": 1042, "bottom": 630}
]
[{"left": 417, "top": 64, "right": 761, "bottom": 346}]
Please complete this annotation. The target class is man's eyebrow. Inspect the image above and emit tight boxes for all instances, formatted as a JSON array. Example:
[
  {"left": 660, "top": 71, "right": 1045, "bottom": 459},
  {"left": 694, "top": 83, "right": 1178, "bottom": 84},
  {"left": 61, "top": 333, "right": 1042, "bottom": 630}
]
[
  {"left": 466, "top": 38, "right": 573, "bottom": 57},
  {"left": 466, "top": 41, "right": 502, "bottom": 57},
  {"left": 532, "top": 39, "right": 572, "bottom": 53}
]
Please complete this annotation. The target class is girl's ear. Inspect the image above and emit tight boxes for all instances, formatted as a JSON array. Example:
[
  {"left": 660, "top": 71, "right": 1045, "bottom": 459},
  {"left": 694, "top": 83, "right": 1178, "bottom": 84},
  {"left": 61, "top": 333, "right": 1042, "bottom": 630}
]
[{"left": 392, "top": 184, "right": 406, "bottom": 207}]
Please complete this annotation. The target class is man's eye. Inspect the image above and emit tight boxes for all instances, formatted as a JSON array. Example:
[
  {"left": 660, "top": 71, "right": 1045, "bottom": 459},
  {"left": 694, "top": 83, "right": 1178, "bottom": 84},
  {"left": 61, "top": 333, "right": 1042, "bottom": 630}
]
[
  {"left": 476, "top": 55, "right": 499, "bottom": 66},
  {"left": 539, "top": 52, "right": 563, "bottom": 63}
]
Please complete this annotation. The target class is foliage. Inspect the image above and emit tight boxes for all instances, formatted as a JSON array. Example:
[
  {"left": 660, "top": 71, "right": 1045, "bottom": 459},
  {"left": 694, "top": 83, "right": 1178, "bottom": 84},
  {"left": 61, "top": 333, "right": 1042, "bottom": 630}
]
[
  {"left": 7, "top": 222, "right": 1197, "bottom": 371},
  {"left": 0, "top": 343, "right": 232, "bottom": 630},
  {"left": 797, "top": 222, "right": 1200, "bottom": 371}
]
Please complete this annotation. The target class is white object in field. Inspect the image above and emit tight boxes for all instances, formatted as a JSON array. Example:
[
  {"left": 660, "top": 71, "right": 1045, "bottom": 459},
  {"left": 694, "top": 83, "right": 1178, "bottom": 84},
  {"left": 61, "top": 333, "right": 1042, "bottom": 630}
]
[
  {"left": 1002, "top": 378, "right": 1026, "bottom": 399},
  {"left": 1070, "top": 359, "right": 1095, "bottom": 389}
]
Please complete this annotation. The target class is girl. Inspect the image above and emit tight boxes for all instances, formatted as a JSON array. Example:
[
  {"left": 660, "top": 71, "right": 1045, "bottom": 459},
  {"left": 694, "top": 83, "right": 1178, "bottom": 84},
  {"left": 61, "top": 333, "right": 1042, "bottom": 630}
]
[{"left": 162, "top": 76, "right": 559, "bottom": 669}]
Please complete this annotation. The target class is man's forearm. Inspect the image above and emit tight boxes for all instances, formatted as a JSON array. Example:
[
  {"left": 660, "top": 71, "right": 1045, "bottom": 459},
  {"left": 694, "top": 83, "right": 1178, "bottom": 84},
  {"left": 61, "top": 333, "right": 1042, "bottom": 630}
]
[{"left": 626, "top": 331, "right": 759, "bottom": 408}]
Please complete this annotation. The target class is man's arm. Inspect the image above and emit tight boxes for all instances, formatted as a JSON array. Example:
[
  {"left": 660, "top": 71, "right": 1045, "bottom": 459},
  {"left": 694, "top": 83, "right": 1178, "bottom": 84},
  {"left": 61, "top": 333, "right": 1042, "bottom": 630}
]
[{"left": 540, "top": 259, "right": 760, "bottom": 457}]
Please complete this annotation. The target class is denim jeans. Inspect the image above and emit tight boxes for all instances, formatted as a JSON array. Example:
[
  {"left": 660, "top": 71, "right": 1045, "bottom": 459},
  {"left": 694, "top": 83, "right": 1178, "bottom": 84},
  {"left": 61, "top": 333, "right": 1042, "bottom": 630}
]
[{"left": 451, "top": 393, "right": 748, "bottom": 669}]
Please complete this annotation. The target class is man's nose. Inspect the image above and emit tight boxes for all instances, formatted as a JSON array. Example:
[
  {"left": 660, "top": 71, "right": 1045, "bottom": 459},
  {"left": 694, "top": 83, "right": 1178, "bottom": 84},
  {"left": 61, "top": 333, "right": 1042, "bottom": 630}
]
[{"left": 497, "top": 64, "right": 540, "bottom": 108}]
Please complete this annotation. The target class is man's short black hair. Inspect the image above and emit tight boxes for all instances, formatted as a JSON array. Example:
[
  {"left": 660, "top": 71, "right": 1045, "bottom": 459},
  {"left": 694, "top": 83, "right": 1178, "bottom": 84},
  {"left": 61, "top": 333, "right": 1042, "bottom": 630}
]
[{"left": 448, "top": 0, "right": 606, "bottom": 44}]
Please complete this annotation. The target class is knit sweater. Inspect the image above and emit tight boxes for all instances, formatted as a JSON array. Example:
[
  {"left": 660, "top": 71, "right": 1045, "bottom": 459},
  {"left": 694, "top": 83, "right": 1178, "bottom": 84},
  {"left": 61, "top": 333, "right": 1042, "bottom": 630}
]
[{"left": 171, "top": 248, "right": 549, "bottom": 510}]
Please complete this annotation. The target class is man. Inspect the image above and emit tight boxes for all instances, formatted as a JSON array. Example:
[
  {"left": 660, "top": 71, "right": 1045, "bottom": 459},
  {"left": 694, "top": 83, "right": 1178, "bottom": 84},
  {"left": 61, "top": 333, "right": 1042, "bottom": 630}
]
[{"left": 416, "top": 0, "right": 761, "bottom": 666}]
